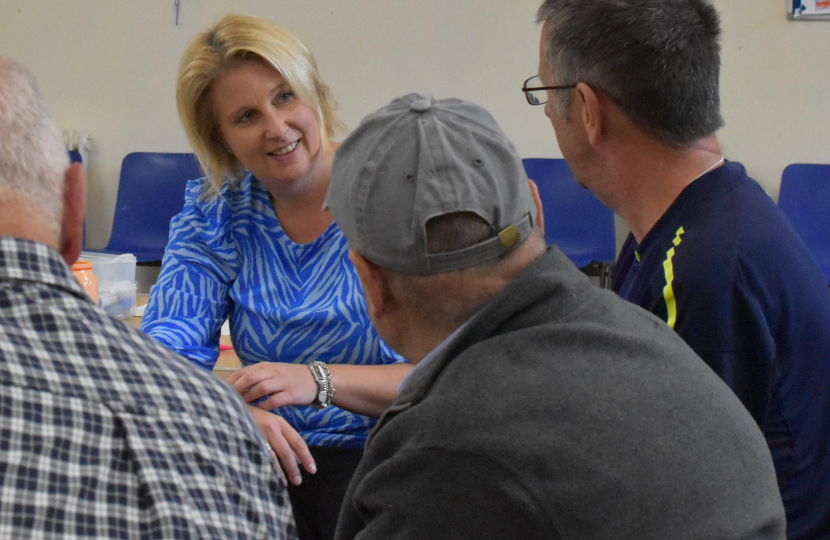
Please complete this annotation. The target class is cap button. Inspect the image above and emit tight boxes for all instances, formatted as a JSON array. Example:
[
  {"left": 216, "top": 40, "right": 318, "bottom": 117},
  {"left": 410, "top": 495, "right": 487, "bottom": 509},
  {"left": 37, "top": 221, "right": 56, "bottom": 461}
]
[{"left": 410, "top": 98, "right": 432, "bottom": 112}]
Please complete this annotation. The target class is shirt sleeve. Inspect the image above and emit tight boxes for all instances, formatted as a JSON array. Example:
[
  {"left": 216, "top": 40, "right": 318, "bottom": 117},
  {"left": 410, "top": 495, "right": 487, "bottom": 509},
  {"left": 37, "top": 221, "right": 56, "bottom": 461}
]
[
  {"left": 140, "top": 179, "right": 238, "bottom": 371},
  {"left": 672, "top": 254, "right": 776, "bottom": 425}
]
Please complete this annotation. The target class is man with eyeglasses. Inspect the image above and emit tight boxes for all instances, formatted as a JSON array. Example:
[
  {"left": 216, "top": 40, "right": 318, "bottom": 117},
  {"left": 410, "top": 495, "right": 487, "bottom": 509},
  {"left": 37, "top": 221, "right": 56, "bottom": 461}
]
[{"left": 529, "top": 2, "right": 830, "bottom": 538}]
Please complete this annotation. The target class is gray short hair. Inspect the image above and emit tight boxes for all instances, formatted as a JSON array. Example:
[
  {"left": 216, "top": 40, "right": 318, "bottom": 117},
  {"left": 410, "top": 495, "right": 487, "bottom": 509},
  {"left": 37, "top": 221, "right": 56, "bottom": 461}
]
[
  {"left": 537, "top": 0, "right": 723, "bottom": 147},
  {"left": 0, "top": 57, "right": 67, "bottom": 232},
  {"left": 425, "top": 212, "right": 495, "bottom": 255}
]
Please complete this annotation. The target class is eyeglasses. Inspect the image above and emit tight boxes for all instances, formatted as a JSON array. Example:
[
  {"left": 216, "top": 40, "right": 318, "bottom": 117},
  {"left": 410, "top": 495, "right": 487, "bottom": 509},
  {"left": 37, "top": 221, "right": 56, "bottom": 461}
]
[{"left": 522, "top": 75, "right": 576, "bottom": 106}]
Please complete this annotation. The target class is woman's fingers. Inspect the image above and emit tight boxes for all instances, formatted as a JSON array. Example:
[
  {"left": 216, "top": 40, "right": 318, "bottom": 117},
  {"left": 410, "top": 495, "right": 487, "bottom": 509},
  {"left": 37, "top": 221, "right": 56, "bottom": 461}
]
[
  {"left": 229, "top": 363, "right": 317, "bottom": 407},
  {"left": 228, "top": 365, "right": 282, "bottom": 403},
  {"left": 269, "top": 429, "right": 303, "bottom": 485},
  {"left": 227, "top": 363, "right": 268, "bottom": 393},
  {"left": 282, "top": 419, "right": 317, "bottom": 476},
  {"left": 249, "top": 407, "right": 316, "bottom": 486}
]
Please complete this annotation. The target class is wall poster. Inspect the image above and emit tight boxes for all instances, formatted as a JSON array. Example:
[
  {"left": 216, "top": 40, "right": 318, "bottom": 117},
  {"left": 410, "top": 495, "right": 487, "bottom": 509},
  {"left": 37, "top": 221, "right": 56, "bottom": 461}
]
[{"left": 789, "top": 0, "right": 830, "bottom": 19}]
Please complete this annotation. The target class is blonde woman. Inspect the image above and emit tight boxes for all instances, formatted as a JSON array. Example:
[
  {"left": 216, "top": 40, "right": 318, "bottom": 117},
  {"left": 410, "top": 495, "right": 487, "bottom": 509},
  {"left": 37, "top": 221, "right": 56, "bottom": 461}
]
[{"left": 140, "top": 14, "right": 410, "bottom": 540}]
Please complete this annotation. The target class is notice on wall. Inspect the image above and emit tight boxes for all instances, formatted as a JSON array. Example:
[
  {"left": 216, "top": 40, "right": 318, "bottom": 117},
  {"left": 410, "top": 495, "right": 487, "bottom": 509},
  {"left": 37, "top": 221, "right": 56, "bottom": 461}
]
[{"left": 789, "top": 0, "right": 830, "bottom": 19}]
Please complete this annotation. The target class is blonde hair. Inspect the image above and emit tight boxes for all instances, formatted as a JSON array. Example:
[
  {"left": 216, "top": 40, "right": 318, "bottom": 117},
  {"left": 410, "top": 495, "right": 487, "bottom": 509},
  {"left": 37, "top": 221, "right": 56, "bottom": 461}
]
[{"left": 176, "top": 14, "right": 344, "bottom": 199}]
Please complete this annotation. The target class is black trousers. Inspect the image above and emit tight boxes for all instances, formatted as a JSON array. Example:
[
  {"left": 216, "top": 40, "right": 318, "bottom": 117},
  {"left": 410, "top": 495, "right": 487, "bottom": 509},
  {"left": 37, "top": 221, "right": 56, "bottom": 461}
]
[{"left": 286, "top": 445, "right": 364, "bottom": 540}]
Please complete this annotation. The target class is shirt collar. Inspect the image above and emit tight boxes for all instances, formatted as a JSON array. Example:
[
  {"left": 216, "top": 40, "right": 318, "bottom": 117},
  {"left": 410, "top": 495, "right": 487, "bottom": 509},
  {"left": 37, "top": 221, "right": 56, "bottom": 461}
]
[{"left": 0, "top": 236, "right": 88, "bottom": 299}]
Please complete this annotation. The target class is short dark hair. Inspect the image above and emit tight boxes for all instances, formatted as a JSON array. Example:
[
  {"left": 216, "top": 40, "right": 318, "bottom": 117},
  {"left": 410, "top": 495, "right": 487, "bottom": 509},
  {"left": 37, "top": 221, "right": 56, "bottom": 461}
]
[
  {"left": 537, "top": 0, "right": 723, "bottom": 147},
  {"left": 425, "top": 212, "right": 494, "bottom": 255}
]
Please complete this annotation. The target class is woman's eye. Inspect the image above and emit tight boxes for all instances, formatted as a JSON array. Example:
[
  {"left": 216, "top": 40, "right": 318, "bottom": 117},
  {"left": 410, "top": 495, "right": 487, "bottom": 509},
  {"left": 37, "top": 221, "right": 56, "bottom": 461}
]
[
  {"left": 237, "top": 111, "right": 256, "bottom": 124},
  {"left": 277, "top": 91, "right": 294, "bottom": 104}
]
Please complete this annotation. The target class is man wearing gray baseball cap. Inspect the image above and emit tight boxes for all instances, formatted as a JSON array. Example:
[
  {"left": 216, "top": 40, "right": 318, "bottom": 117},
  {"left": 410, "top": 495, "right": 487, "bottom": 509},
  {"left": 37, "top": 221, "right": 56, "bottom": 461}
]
[{"left": 326, "top": 93, "right": 785, "bottom": 539}]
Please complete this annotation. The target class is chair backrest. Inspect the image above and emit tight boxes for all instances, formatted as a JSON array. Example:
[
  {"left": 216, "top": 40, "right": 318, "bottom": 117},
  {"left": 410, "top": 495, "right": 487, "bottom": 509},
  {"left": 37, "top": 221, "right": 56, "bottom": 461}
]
[
  {"left": 69, "top": 150, "right": 83, "bottom": 164},
  {"left": 103, "top": 152, "right": 203, "bottom": 262},
  {"left": 778, "top": 163, "right": 830, "bottom": 285},
  {"left": 522, "top": 158, "right": 616, "bottom": 269}
]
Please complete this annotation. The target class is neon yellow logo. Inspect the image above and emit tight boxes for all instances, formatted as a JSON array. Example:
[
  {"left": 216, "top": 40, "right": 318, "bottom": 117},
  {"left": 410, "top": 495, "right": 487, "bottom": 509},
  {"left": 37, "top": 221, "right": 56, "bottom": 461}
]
[{"left": 662, "top": 227, "right": 685, "bottom": 329}]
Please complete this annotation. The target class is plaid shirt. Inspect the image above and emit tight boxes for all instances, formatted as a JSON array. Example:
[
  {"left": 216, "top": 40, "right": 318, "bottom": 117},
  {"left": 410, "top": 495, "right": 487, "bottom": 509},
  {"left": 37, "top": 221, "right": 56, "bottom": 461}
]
[{"left": 0, "top": 237, "right": 297, "bottom": 539}]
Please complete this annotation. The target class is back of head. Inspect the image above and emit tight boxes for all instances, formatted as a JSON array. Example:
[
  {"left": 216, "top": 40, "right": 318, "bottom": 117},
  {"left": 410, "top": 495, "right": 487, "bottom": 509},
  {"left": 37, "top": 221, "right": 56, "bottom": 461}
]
[
  {"left": 537, "top": 0, "right": 723, "bottom": 147},
  {"left": 176, "top": 13, "right": 343, "bottom": 198},
  {"left": 326, "top": 93, "right": 539, "bottom": 276},
  {"left": 0, "top": 57, "right": 67, "bottom": 236}
]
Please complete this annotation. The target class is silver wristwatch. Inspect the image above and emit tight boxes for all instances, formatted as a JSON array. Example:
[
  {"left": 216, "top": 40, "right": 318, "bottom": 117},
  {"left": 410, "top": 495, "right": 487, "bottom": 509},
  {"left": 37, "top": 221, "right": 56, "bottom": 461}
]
[{"left": 309, "top": 361, "right": 335, "bottom": 409}]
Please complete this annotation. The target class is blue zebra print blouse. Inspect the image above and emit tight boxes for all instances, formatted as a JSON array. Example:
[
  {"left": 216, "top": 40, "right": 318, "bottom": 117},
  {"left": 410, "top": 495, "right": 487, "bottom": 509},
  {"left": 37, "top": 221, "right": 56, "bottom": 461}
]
[{"left": 140, "top": 173, "right": 406, "bottom": 448}]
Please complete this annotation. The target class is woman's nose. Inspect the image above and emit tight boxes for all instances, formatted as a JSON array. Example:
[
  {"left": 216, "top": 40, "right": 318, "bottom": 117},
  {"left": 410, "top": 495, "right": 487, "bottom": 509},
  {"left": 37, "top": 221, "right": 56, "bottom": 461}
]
[{"left": 263, "top": 109, "right": 289, "bottom": 139}]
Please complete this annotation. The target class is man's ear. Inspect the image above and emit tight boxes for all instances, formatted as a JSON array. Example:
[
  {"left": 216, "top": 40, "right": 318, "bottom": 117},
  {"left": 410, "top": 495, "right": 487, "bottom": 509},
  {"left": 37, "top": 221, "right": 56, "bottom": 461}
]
[
  {"left": 59, "top": 162, "right": 86, "bottom": 266},
  {"left": 575, "top": 82, "right": 603, "bottom": 146},
  {"left": 348, "top": 249, "right": 391, "bottom": 320},
  {"left": 527, "top": 178, "right": 545, "bottom": 234}
]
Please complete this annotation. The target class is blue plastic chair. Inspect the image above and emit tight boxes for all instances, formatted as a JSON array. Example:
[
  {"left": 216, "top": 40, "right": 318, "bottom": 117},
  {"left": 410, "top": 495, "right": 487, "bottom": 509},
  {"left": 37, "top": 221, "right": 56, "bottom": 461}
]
[
  {"left": 93, "top": 152, "right": 203, "bottom": 263},
  {"left": 778, "top": 163, "right": 830, "bottom": 285},
  {"left": 522, "top": 158, "right": 616, "bottom": 280},
  {"left": 69, "top": 150, "right": 83, "bottom": 165}
]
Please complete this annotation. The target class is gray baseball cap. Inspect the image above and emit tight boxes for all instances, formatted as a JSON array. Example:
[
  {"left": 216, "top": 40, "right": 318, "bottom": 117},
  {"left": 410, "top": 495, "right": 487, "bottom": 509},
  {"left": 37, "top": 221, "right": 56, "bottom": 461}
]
[{"left": 324, "top": 93, "right": 536, "bottom": 275}]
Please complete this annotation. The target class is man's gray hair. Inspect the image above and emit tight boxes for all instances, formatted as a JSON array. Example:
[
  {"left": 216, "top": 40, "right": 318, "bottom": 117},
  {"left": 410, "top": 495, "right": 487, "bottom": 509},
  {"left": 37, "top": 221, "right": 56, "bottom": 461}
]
[
  {"left": 537, "top": 0, "right": 723, "bottom": 147},
  {"left": 0, "top": 57, "right": 67, "bottom": 232}
]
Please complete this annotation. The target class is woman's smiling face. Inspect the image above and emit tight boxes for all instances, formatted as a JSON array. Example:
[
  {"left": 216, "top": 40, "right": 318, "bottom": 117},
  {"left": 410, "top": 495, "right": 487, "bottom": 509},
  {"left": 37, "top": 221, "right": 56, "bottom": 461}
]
[{"left": 211, "top": 58, "right": 324, "bottom": 193}]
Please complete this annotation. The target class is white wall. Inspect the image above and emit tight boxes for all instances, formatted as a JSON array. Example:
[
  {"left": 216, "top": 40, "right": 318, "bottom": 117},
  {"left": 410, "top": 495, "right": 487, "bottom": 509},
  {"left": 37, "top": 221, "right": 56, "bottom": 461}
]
[
  {"left": 717, "top": 0, "right": 829, "bottom": 201},
  {"left": 0, "top": 1, "right": 826, "bottom": 249}
]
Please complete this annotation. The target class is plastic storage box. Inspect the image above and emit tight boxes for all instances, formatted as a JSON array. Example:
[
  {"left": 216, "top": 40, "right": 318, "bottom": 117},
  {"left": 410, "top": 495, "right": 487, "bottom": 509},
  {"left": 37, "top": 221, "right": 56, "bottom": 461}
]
[{"left": 78, "top": 251, "right": 137, "bottom": 319}]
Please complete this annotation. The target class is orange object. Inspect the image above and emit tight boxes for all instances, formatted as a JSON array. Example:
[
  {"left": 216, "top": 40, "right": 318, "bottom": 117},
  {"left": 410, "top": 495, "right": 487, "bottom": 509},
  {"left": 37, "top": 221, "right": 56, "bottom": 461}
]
[{"left": 72, "top": 260, "right": 98, "bottom": 304}]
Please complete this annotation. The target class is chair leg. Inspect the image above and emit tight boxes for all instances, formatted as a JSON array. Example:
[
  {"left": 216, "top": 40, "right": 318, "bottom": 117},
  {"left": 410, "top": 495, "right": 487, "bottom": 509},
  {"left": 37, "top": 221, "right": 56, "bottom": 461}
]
[{"left": 600, "top": 262, "right": 615, "bottom": 290}]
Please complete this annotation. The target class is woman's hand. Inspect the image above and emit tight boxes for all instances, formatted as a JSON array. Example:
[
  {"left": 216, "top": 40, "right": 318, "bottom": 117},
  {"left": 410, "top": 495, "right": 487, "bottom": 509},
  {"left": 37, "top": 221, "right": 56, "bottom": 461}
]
[
  {"left": 248, "top": 406, "right": 316, "bottom": 486},
  {"left": 229, "top": 360, "right": 413, "bottom": 418},
  {"left": 228, "top": 362, "right": 316, "bottom": 410}
]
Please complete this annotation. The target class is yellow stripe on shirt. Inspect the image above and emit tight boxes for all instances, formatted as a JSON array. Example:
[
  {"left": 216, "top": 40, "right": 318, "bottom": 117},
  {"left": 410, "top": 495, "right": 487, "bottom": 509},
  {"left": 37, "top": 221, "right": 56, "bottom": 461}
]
[{"left": 662, "top": 227, "right": 685, "bottom": 329}]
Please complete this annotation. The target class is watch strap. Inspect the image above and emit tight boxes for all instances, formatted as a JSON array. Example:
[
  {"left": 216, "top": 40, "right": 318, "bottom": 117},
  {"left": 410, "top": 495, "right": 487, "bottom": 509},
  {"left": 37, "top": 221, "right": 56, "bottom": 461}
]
[{"left": 309, "top": 361, "right": 335, "bottom": 409}]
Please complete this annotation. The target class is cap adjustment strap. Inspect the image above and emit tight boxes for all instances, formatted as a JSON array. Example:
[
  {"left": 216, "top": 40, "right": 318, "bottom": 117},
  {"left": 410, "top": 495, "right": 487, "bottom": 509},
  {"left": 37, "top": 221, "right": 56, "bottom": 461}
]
[{"left": 426, "top": 212, "right": 533, "bottom": 273}]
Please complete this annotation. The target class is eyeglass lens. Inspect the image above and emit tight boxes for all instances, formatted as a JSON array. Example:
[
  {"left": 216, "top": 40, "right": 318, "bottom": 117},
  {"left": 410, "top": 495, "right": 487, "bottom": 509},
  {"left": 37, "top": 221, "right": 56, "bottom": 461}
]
[{"left": 524, "top": 75, "right": 547, "bottom": 105}]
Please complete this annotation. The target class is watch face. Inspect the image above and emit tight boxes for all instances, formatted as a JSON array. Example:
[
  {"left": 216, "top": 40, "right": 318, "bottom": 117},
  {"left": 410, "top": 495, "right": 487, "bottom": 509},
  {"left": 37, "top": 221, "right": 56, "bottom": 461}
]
[{"left": 318, "top": 390, "right": 327, "bottom": 403}]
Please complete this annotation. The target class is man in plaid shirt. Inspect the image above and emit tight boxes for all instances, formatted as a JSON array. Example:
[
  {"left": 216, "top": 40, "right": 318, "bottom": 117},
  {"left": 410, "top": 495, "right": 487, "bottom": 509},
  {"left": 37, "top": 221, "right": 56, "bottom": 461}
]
[{"left": 0, "top": 55, "right": 297, "bottom": 539}]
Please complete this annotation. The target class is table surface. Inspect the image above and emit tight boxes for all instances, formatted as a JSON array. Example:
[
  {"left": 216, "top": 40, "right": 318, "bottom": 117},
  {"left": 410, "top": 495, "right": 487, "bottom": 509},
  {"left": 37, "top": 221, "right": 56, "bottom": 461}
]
[{"left": 128, "top": 295, "right": 242, "bottom": 380}]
